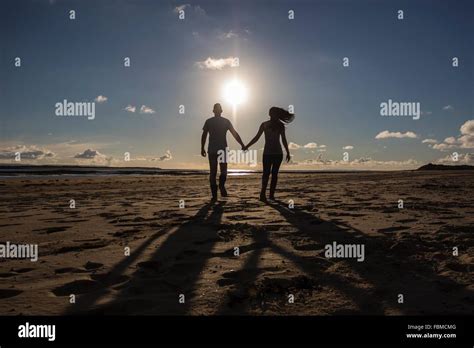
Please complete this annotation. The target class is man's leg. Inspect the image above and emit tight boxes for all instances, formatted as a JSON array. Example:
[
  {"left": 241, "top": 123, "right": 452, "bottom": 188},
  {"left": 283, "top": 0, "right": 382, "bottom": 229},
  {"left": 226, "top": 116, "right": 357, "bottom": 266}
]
[
  {"left": 208, "top": 154, "right": 218, "bottom": 200},
  {"left": 269, "top": 154, "right": 283, "bottom": 199},
  {"left": 219, "top": 162, "right": 228, "bottom": 197}
]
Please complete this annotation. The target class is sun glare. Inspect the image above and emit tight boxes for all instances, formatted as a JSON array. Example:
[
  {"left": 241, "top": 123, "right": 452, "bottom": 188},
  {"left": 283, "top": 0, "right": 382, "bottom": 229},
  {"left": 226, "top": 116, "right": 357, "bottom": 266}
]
[{"left": 223, "top": 79, "right": 248, "bottom": 106}]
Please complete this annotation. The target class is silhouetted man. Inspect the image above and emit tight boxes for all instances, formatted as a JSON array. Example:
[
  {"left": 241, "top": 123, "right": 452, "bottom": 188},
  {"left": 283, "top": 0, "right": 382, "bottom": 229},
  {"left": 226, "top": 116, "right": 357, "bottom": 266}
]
[{"left": 201, "top": 103, "right": 245, "bottom": 201}]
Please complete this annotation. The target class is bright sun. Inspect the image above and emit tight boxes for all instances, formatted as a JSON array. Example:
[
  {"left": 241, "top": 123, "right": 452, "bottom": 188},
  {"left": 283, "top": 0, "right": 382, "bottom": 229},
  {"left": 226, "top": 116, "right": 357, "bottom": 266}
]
[{"left": 223, "top": 79, "right": 248, "bottom": 106}]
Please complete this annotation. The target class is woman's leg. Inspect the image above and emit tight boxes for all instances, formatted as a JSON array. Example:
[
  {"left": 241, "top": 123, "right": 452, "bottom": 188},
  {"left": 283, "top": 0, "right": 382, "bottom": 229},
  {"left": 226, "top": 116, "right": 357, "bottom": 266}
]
[
  {"left": 261, "top": 155, "right": 271, "bottom": 200},
  {"left": 269, "top": 154, "right": 283, "bottom": 199}
]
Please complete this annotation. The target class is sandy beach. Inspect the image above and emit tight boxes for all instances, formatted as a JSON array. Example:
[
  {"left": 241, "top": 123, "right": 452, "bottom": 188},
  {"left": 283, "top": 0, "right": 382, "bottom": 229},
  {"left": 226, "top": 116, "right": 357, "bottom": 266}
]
[{"left": 0, "top": 171, "right": 473, "bottom": 315}]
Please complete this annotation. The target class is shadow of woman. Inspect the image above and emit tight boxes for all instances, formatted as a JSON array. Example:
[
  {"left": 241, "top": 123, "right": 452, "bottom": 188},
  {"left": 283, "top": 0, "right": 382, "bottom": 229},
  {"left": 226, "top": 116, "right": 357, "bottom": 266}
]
[
  {"left": 216, "top": 200, "right": 473, "bottom": 315},
  {"left": 263, "top": 200, "right": 473, "bottom": 315}
]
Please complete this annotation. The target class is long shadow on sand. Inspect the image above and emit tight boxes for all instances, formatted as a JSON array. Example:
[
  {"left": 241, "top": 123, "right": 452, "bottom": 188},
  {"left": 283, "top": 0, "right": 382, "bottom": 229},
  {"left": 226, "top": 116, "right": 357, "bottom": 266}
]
[
  {"left": 216, "top": 200, "right": 473, "bottom": 315},
  {"left": 65, "top": 199, "right": 473, "bottom": 315},
  {"left": 64, "top": 201, "right": 225, "bottom": 314}
]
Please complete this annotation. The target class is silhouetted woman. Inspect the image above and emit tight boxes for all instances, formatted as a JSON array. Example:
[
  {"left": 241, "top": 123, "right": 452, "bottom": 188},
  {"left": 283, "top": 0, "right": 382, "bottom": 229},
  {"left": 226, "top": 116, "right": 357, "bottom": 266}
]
[{"left": 244, "top": 107, "right": 294, "bottom": 201}]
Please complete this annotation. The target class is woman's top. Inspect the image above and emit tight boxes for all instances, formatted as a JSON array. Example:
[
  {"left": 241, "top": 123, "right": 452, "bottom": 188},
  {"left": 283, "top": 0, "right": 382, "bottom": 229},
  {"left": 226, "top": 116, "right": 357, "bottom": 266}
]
[{"left": 262, "top": 120, "right": 284, "bottom": 155}]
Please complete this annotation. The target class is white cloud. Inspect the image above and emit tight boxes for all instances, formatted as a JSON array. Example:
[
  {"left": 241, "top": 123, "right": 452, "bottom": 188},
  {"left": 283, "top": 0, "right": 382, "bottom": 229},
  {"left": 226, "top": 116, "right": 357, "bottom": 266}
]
[
  {"left": 460, "top": 120, "right": 474, "bottom": 136},
  {"left": 94, "top": 95, "right": 108, "bottom": 103},
  {"left": 289, "top": 142, "right": 301, "bottom": 150},
  {"left": 459, "top": 134, "right": 474, "bottom": 149},
  {"left": 431, "top": 119, "right": 474, "bottom": 151},
  {"left": 194, "top": 5, "right": 206, "bottom": 16},
  {"left": 124, "top": 105, "right": 136, "bottom": 113},
  {"left": 173, "top": 4, "right": 206, "bottom": 16},
  {"left": 443, "top": 105, "right": 454, "bottom": 110},
  {"left": 174, "top": 4, "right": 190, "bottom": 13},
  {"left": 303, "top": 142, "right": 317, "bottom": 149},
  {"left": 195, "top": 57, "right": 239, "bottom": 70},
  {"left": 153, "top": 150, "right": 172, "bottom": 161},
  {"left": 0, "top": 145, "right": 55, "bottom": 160},
  {"left": 218, "top": 30, "right": 239, "bottom": 40},
  {"left": 432, "top": 143, "right": 456, "bottom": 151},
  {"left": 444, "top": 136, "right": 458, "bottom": 145},
  {"left": 73, "top": 149, "right": 112, "bottom": 165},
  {"left": 74, "top": 149, "right": 105, "bottom": 159},
  {"left": 375, "top": 130, "right": 417, "bottom": 139},
  {"left": 343, "top": 145, "right": 354, "bottom": 150},
  {"left": 140, "top": 105, "right": 156, "bottom": 114},
  {"left": 290, "top": 156, "right": 419, "bottom": 170},
  {"left": 422, "top": 139, "right": 437, "bottom": 144},
  {"left": 436, "top": 153, "right": 474, "bottom": 165}
]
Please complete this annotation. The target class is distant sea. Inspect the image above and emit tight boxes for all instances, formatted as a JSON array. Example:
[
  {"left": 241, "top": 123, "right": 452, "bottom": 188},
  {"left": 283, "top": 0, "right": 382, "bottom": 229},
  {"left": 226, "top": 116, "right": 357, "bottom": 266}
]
[{"left": 0, "top": 164, "right": 387, "bottom": 178}]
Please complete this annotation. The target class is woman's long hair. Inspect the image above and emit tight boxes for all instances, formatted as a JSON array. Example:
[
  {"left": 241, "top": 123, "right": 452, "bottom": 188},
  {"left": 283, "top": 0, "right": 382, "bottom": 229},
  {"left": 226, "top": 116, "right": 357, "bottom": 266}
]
[{"left": 268, "top": 107, "right": 295, "bottom": 131}]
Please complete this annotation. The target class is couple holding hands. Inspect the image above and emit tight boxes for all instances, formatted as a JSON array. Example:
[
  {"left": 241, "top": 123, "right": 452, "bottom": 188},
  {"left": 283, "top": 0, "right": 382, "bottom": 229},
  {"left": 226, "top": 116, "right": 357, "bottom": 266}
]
[{"left": 201, "top": 103, "right": 295, "bottom": 202}]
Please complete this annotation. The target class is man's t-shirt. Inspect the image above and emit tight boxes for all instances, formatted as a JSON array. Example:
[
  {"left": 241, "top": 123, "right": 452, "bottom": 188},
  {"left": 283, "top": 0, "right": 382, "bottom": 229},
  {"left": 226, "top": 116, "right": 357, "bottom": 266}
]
[{"left": 203, "top": 116, "right": 232, "bottom": 154}]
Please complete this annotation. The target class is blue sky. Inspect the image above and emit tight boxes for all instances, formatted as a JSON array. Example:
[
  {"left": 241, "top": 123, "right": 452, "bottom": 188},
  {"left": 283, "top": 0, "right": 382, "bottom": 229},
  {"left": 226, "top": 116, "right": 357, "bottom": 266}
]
[{"left": 1, "top": 0, "right": 473, "bottom": 169}]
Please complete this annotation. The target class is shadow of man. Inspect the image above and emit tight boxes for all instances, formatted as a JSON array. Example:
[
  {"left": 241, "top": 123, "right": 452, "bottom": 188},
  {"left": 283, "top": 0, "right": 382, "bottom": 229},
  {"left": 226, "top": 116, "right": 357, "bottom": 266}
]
[{"left": 65, "top": 201, "right": 226, "bottom": 315}]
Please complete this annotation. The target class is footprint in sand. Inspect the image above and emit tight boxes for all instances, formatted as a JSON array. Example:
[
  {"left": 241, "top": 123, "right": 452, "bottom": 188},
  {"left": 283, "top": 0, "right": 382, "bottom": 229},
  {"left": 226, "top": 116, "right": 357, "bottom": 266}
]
[
  {"left": 51, "top": 279, "right": 101, "bottom": 296},
  {"left": 136, "top": 260, "right": 161, "bottom": 272},
  {"left": 90, "top": 273, "right": 130, "bottom": 286},
  {"left": 377, "top": 226, "right": 409, "bottom": 233},
  {"left": 0, "top": 289, "right": 23, "bottom": 299},
  {"left": 84, "top": 261, "right": 104, "bottom": 270},
  {"left": 11, "top": 267, "right": 35, "bottom": 273},
  {"left": 33, "top": 226, "right": 72, "bottom": 234},
  {"left": 54, "top": 267, "right": 88, "bottom": 274}
]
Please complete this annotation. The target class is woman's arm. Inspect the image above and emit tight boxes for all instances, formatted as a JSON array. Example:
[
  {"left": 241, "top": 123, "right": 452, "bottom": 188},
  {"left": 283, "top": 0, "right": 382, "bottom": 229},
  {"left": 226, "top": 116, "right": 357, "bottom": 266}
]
[
  {"left": 281, "top": 128, "right": 291, "bottom": 162},
  {"left": 244, "top": 123, "right": 264, "bottom": 150}
]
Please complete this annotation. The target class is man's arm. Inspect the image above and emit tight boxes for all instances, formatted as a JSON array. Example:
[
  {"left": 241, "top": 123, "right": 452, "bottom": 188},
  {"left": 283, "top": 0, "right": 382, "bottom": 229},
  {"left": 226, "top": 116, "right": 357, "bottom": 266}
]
[
  {"left": 201, "top": 129, "right": 208, "bottom": 157},
  {"left": 244, "top": 123, "right": 264, "bottom": 150},
  {"left": 229, "top": 123, "right": 245, "bottom": 149}
]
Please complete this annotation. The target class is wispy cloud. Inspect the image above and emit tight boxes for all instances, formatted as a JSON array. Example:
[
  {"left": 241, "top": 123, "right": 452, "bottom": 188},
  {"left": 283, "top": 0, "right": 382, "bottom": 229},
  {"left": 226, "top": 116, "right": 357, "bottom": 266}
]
[
  {"left": 432, "top": 143, "right": 457, "bottom": 151},
  {"left": 173, "top": 4, "right": 206, "bottom": 16},
  {"left": 140, "top": 105, "right": 156, "bottom": 114},
  {"left": 74, "top": 148, "right": 105, "bottom": 159},
  {"left": 303, "top": 142, "right": 317, "bottom": 149},
  {"left": 174, "top": 4, "right": 189, "bottom": 13},
  {"left": 74, "top": 148, "right": 112, "bottom": 165},
  {"left": 124, "top": 105, "right": 136, "bottom": 113},
  {"left": 443, "top": 105, "right": 454, "bottom": 111},
  {"left": 375, "top": 130, "right": 417, "bottom": 139},
  {"left": 290, "top": 156, "right": 419, "bottom": 170},
  {"left": 289, "top": 142, "right": 324, "bottom": 150},
  {"left": 422, "top": 139, "right": 437, "bottom": 144},
  {"left": 94, "top": 95, "right": 108, "bottom": 103},
  {"left": 195, "top": 57, "right": 239, "bottom": 70},
  {"left": 218, "top": 30, "right": 239, "bottom": 40},
  {"left": 0, "top": 145, "right": 55, "bottom": 160},
  {"left": 153, "top": 150, "right": 172, "bottom": 161},
  {"left": 436, "top": 152, "right": 474, "bottom": 164},
  {"left": 289, "top": 142, "right": 301, "bottom": 150}
]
